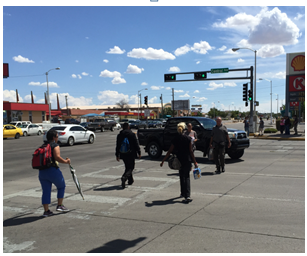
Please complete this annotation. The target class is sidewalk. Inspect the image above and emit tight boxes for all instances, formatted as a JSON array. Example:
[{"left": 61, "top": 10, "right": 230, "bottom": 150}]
[{"left": 250, "top": 122, "right": 305, "bottom": 141}]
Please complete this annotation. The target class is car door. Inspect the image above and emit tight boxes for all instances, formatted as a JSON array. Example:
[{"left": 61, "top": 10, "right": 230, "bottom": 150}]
[
  {"left": 75, "top": 126, "right": 87, "bottom": 141},
  {"left": 28, "top": 124, "right": 36, "bottom": 135},
  {"left": 69, "top": 126, "right": 80, "bottom": 141}
]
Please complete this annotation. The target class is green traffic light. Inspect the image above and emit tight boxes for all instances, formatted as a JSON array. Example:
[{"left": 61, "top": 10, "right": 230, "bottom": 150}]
[
  {"left": 171, "top": 76, "right": 174, "bottom": 79},
  {"left": 249, "top": 97, "right": 252, "bottom": 101},
  {"left": 202, "top": 74, "right": 205, "bottom": 78}
]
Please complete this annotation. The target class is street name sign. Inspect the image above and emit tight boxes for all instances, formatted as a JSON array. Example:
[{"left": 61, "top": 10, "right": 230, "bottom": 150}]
[{"left": 211, "top": 68, "right": 229, "bottom": 74}]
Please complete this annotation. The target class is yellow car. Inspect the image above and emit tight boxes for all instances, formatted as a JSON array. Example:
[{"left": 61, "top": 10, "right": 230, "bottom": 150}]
[{"left": 3, "top": 124, "right": 23, "bottom": 139}]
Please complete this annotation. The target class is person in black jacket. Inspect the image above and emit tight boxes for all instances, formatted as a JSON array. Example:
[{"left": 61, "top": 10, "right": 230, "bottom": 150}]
[
  {"left": 284, "top": 116, "right": 291, "bottom": 135},
  {"left": 115, "top": 122, "right": 141, "bottom": 189}
]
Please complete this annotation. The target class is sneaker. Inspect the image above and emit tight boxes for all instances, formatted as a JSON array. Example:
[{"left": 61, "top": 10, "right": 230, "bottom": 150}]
[
  {"left": 128, "top": 178, "right": 134, "bottom": 185},
  {"left": 179, "top": 194, "right": 184, "bottom": 198},
  {"left": 221, "top": 167, "right": 225, "bottom": 173},
  {"left": 184, "top": 197, "right": 193, "bottom": 203},
  {"left": 121, "top": 177, "right": 126, "bottom": 189},
  {"left": 56, "top": 205, "right": 69, "bottom": 212},
  {"left": 43, "top": 210, "right": 54, "bottom": 217},
  {"left": 215, "top": 167, "right": 221, "bottom": 174}
]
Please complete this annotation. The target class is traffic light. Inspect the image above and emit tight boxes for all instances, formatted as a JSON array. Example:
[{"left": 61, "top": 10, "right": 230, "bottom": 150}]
[
  {"left": 194, "top": 72, "right": 207, "bottom": 80},
  {"left": 144, "top": 96, "right": 148, "bottom": 105},
  {"left": 164, "top": 74, "right": 176, "bottom": 82},
  {"left": 248, "top": 90, "right": 253, "bottom": 101},
  {"left": 243, "top": 83, "right": 248, "bottom": 101}
]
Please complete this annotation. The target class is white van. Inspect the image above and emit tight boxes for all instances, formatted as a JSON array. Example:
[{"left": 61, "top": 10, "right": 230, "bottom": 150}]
[
  {"left": 35, "top": 122, "right": 59, "bottom": 132},
  {"left": 10, "top": 121, "right": 32, "bottom": 127}
]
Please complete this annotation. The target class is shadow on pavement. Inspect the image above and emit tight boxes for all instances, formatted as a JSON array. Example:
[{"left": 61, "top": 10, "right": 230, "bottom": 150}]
[
  {"left": 88, "top": 237, "right": 147, "bottom": 253},
  {"left": 93, "top": 185, "right": 122, "bottom": 191},
  {"left": 145, "top": 197, "right": 185, "bottom": 207},
  {"left": 3, "top": 213, "right": 44, "bottom": 227}
]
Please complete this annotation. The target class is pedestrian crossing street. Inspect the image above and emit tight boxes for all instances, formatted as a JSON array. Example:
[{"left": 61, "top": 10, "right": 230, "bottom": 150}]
[{"left": 3, "top": 164, "right": 183, "bottom": 219}]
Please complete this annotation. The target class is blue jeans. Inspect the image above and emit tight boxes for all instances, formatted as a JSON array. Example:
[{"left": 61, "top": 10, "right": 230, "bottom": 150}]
[
  {"left": 285, "top": 125, "right": 290, "bottom": 135},
  {"left": 245, "top": 127, "right": 249, "bottom": 137},
  {"left": 39, "top": 166, "right": 66, "bottom": 204}
]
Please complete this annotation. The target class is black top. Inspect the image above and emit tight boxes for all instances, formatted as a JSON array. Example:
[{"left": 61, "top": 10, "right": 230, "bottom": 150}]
[
  {"left": 285, "top": 118, "right": 291, "bottom": 126},
  {"left": 116, "top": 129, "right": 141, "bottom": 158},
  {"left": 171, "top": 133, "right": 191, "bottom": 166},
  {"left": 211, "top": 124, "right": 228, "bottom": 146},
  {"left": 48, "top": 141, "right": 59, "bottom": 168}
]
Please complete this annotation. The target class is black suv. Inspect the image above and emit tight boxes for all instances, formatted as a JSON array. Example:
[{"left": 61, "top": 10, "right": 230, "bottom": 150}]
[{"left": 137, "top": 116, "right": 249, "bottom": 159}]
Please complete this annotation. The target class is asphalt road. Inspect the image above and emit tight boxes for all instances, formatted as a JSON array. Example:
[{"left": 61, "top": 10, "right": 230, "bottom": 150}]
[{"left": 3, "top": 128, "right": 305, "bottom": 253}]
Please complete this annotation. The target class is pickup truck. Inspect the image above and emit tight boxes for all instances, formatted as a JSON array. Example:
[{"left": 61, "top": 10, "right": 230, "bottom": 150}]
[
  {"left": 87, "top": 118, "right": 116, "bottom": 132},
  {"left": 137, "top": 116, "right": 250, "bottom": 160}
]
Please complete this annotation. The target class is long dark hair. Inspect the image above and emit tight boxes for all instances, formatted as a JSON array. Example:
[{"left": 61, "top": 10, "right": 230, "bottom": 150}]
[{"left": 47, "top": 129, "right": 58, "bottom": 141}]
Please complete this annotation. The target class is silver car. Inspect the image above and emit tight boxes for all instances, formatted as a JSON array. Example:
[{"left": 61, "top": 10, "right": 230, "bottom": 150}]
[{"left": 43, "top": 124, "right": 96, "bottom": 146}]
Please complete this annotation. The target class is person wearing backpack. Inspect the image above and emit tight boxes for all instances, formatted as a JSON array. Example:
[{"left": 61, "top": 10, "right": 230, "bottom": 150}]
[
  {"left": 115, "top": 122, "right": 141, "bottom": 189},
  {"left": 38, "top": 129, "right": 71, "bottom": 217}
]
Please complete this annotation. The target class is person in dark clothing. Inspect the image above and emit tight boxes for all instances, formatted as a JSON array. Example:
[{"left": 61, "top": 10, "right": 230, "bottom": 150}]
[
  {"left": 210, "top": 117, "right": 231, "bottom": 174},
  {"left": 160, "top": 122, "right": 198, "bottom": 203},
  {"left": 284, "top": 116, "right": 291, "bottom": 135},
  {"left": 293, "top": 115, "right": 298, "bottom": 135},
  {"left": 115, "top": 122, "right": 141, "bottom": 189}
]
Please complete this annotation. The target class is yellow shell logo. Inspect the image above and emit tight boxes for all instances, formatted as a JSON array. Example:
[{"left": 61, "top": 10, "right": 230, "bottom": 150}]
[{"left": 291, "top": 55, "right": 305, "bottom": 71}]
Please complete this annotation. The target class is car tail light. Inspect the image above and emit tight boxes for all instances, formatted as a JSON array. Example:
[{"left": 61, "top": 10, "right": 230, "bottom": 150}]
[{"left": 59, "top": 132, "right": 66, "bottom": 136}]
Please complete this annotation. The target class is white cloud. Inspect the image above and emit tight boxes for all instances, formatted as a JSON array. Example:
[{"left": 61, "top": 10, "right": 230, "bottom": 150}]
[
  {"left": 126, "top": 64, "right": 144, "bottom": 74},
  {"left": 294, "top": 13, "right": 304, "bottom": 21},
  {"left": 179, "top": 93, "right": 190, "bottom": 98},
  {"left": 174, "top": 90, "right": 184, "bottom": 93},
  {"left": 274, "top": 71, "right": 286, "bottom": 79},
  {"left": 97, "top": 90, "right": 129, "bottom": 105},
  {"left": 238, "top": 58, "right": 245, "bottom": 62},
  {"left": 81, "top": 72, "right": 89, "bottom": 76},
  {"left": 12, "top": 55, "right": 34, "bottom": 63},
  {"left": 29, "top": 81, "right": 59, "bottom": 88},
  {"left": 85, "top": 37, "right": 89, "bottom": 39},
  {"left": 129, "top": 94, "right": 139, "bottom": 104},
  {"left": 141, "top": 82, "right": 148, "bottom": 86},
  {"left": 127, "top": 47, "right": 176, "bottom": 60},
  {"left": 24, "top": 94, "right": 36, "bottom": 102},
  {"left": 225, "top": 49, "right": 239, "bottom": 54},
  {"left": 149, "top": 96, "right": 157, "bottom": 104},
  {"left": 151, "top": 86, "right": 164, "bottom": 90},
  {"left": 191, "top": 41, "right": 214, "bottom": 54},
  {"left": 196, "top": 61, "right": 201, "bottom": 65},
  {"left": 99, "top": 69, "right": 122, "bottom": 78},
  {"left": 112, "top": 77, "right": 126, "bottom": 84},
  {"left": 165, "top": 87, "right": 171, "bottom": 90},
  {"left": 218, "top": 45, "right": 227, "bottom": 51},
  {"left": 3, "top": 90, "right": 23, "bottom": 102},
  {"left": 75, "top": 60, "right": 79, "bottom": 63},
  {"left": 207, "top": 82, "right": 223, "bottom": 90},
  {"left": 258, "top": 45, "right": 285, "bottom": 58},
  {"left": 224, "top": 82, "right": 237, "bottom": 87},
  {"left": 169, "top": 66, "right": 180, "bottom": 72},
  {"left": 174, "top": 44, "right": 191, "bottom": 56},
  {"left": 237, "top": 39, "right": 252, "bottom": 48},
  {"left": 77, "top": 74, "right": 82, "bottom": 79},
  {"left": 71, "top": 74, "right": 77, "bottom": 78},
  {"left": 194, "top": 90, "right": 200, "bottom": 93},
  {"left": 49, "top": 93, "right": 93, "bottom": 107},
  {"left": 196, "top": 97, "right": 208, "bottom": 102},
  {"left": 106, "top": 46, "right": 125, "bottom": 54},
  {"left": 103, "top": 59, "right": 109, "bottom": 63}
]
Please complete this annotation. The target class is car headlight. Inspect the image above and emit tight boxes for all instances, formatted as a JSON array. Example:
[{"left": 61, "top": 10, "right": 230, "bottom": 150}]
[{"left": 228, "top": 132, "right": 237, "bottom": 139}]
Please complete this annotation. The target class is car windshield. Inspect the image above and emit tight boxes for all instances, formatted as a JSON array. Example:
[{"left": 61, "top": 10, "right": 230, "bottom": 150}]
[
  {"left": 198, "top": 119, "right": 216, "bottom": 129},
  {"left": 50, "top": 126, "right": 66, "bottom": 131},
  {"left": 20, "top": 124, "right": 28, "bottom": 128}
]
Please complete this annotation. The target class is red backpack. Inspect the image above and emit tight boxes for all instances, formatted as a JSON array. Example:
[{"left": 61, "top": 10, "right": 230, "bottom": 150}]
[{"left": 32, "top": 143, "right": 53, "bottom": 170}]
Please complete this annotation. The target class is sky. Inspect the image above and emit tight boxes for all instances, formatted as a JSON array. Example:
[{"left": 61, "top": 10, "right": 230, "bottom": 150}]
[{"left": 2, "top": 4, "right": 306, "bottom": 114}]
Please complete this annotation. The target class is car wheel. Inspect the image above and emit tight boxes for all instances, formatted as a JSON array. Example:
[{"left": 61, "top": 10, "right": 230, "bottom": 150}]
[
  {"left": 110, "top": 126, "right": 114, "bottom": 132},
  {"left": 37, "top": 131, "right": 42, "bottom": 135},
  {"left": 67, "top": 136, "right": 74, "bottom": 146},
  {"left": 101, "top": 127, "right": 105, "bottom": 132},
  {"left": 88, "top": 135, "right": 94, "bottom": 144},
  {"left": 147, "top": 141, "right": 162, "bottom": 159},
  {"left": 15, "top": 133, "right": 20, "bottom": 139},
  {"left": 228, "top": 149, "right": 244, "bottom": 159},
  {"left": 23, "top": 131, "right": 27, "bottom": 136}
]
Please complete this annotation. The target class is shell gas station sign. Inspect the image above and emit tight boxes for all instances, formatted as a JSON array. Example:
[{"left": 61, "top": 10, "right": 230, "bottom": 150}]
[{"left": 286, "top": 52, "right": 305, "bottom": 113}]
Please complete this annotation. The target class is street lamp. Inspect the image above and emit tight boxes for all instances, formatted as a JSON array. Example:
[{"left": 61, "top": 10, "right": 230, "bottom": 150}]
[
  {"left": 138, "top": 88, "right": 147, "bottom": 120},
  {"left": 275, "top": 94, "right": 279, "bottom": 115},
  {"left": 259, "top": 78, "right": 273, "bottom": 124},
  {"left": 45, "top": 67, "right": 60, "bottom": 121},
  {"left": 232, "top": 47, "right": 257, "bottom": 133}
]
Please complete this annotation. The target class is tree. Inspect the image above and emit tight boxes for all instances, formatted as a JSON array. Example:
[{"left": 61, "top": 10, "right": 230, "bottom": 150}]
[
  {"left": 162, "top": 107, "right": 173, "bottom": 116},
  {"left": 115, "top": 99, "right": 130, "bottom": 109}
]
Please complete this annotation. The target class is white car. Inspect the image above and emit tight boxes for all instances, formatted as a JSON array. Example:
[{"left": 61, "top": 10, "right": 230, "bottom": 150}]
[
  {"left": 20, "top": 124, "right": 43, "bottom": 136},
  {"left": 43, "top": 124, "right": 96, "bottom": 146},
  {"left": 115, "top": 122, "right": 121, "bottom": 130}
]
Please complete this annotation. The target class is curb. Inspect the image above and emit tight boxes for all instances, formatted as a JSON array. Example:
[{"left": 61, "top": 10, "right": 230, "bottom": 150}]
[{"left": 250, "top": 135, "right": 305, "bottom": 141}]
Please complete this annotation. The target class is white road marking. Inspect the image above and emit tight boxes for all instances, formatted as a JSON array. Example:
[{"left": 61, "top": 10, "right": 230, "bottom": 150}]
[{"left": 3, "top": 237, "right": 36, "bottom": 253}]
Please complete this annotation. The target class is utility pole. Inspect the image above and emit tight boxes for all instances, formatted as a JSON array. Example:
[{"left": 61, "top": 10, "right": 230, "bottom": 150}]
[
  {"left": 139, "top": 93, "right": 142, "bottom": 120},
  {"left": 65, "top": 95, "right": 69, "bottom": 116},
  {"left": 172, "top": 88, "right": 175, "bottom": 117},
  {"left": 160, "top": 94, "right": 163, "bottom": 118}
]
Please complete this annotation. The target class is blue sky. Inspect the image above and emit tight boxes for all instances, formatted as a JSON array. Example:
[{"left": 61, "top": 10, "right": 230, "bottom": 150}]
[{"left": 2, "top": 5, "right": 305, "bottom": 113}]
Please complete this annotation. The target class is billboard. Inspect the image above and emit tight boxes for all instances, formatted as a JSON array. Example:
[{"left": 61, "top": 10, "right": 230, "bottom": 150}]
[{"left": 171, "top": 100, "right": 190, "bottom": 110}]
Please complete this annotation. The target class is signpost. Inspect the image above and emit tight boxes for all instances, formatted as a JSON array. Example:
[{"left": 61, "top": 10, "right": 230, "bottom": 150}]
[{"left": 211, "top": 68, "right": 229, "bottom": 74}]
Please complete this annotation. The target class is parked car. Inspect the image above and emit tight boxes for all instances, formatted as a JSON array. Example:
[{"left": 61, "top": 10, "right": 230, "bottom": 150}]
[
  {"left": 137, "top": 116, "right": 250, "bottom": 159},
  {"left": 64, "top": 118, "right": 80, "bottom": 124},
  {"left": 148, "top": 120, "right": 163, "bottom": 128},
  {"left": 114, "top": 122, "right": 121, "bottom": 130},
  {"left": 119, "top": 119, "right": 136, "bottom": 127},
  {"left": 87, "top": 118, "right": 116, "bottom": 132},
  {"left": 3, "top": 124, "right": 23, "bottom": 139},
  {"left": 20, "top": 124, "right": 43, "bottom": 136},
  {"left": 43, "top": 124, "right": 96, "bottom": 146},
  {"left": 36, "top": 122, "right": 60, "bottom": 132},
  {"left": 80, "top": 122, "right": 92, "bottom": 130},
  {"left": 129, "top": 120, "right": 148, "bottom": 129},
  {"left": 9, "top": 121, "right": 32, "bottom": 128}
]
